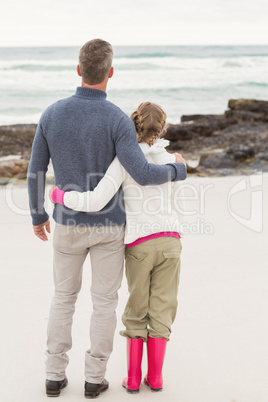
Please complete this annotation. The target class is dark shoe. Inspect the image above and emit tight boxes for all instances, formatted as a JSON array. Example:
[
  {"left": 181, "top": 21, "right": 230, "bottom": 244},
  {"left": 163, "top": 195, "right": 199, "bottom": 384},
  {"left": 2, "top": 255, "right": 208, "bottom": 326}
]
[
  {"left": 46, "top": 377, "right": 68, "bottom": 397},
  {"left": 84, "top": 379, "right": 109, "bottom": 398}
]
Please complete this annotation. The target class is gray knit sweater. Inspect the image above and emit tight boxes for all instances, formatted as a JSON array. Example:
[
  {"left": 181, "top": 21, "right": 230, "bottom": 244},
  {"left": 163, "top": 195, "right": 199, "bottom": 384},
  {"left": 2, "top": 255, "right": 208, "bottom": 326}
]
[{"left": 27, "top": 87, "right": 186, "bottom": 226}]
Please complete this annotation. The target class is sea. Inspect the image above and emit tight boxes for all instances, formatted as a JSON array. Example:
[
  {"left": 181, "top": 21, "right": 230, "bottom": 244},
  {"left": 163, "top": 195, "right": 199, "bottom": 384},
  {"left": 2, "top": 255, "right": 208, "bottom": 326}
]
[{"left": 0, "top": 45, "right": 268, "bottom": 126}]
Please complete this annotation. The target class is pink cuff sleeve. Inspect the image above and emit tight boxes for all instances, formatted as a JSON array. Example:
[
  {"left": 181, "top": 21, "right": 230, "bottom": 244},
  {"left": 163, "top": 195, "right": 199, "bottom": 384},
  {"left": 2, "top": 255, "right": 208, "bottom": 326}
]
[{"left": 51, "top": 188, "right": 65, "bottom": 205}]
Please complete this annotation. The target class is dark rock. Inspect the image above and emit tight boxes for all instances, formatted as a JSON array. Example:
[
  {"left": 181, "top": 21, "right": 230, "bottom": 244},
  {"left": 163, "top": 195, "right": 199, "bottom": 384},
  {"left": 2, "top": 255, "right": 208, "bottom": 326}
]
[
  {"left": 166, "top": 140, "right": 183, "bottom": 151},
  {"left": 0, "top": 158, "right": 29, "bottom": 178},
  {"left": 181, "top": 114, "right": 223, "bottom": 122},
  {"left": 0, "top": 124, "right": 36, "bottom": 157},
  {"left": 0, "top": 124, "right": 37, "bottom": 178},
  {"left": 169, "top": 121, "right": 268, "bottom": 152},
  {"left": 190, "top": 121, "right": 215, "bottom": 137},
  {"left": 164, "top": 126, "right": 194, "bottom": 141},
  {"left": 199, "top": 145, "right": 255, "bottom": 171},
  {"left": 199, "top": 151, "right": 238, "bottom": 169},
  {"left": 255, "top": 152, "right": 268, "bottom": 161},
  {"left": 191, "top": 116, "right": 236, "bottom": 137},
  {"left": 165, "top": 115, "right": 236, "bottom": 141},
  {"left": 224, "top": 109, "right": 265, "bottom": 122},
  {"left": 228, "top": 99, "right": 268, "bottom": 115},
  {"left": 226, "top": 145, "right": 255, "bottom": 161},
  {"left": 171, "top": 101, "right": 268, "bottom": 175}
]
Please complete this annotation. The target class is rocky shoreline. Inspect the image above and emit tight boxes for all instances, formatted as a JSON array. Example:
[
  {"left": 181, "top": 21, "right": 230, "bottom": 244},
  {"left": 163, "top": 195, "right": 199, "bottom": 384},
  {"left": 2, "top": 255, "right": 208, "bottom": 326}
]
[
  {"left": 164, "top": 99, "right": 268, "bottom": 176},
  {"left": 0, "top": 124, "right": 36, "bottom": 183},
  {"left": 1, "top": 99, "right": 268, "bottom": 182}
]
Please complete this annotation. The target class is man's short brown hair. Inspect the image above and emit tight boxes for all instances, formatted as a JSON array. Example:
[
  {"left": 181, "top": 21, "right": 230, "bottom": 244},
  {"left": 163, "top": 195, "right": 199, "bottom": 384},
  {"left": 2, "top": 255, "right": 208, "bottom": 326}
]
[{"left": 79, "top": 39, "right": 113, "bottom": 85}]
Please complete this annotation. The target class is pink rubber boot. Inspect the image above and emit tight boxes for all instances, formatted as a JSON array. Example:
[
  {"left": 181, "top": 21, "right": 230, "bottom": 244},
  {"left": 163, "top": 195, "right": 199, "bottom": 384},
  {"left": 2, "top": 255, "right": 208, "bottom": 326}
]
[
  {"left": 122, "top": 338, "right": 143, "bottom": 393},
  {"left": 144, "top": 337, "right": 167, "bottom": 391}
]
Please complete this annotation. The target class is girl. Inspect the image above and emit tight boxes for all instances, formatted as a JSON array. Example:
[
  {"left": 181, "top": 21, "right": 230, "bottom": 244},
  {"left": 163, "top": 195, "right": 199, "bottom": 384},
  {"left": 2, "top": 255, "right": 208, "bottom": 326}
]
[{"left": 50, "top": 102, "right": 186, "bottom": 393}]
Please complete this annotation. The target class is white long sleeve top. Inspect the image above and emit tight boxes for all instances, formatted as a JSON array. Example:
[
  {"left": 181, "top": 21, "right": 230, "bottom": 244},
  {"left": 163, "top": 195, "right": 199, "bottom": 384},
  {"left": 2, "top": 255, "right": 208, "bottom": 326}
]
[{"left": 64, "top": 139, "right": 185, "bottom": 244}]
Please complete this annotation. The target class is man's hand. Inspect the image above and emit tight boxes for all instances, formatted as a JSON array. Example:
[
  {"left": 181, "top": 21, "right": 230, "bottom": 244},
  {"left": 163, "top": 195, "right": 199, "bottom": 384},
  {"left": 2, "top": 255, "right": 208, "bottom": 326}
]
[
  {"left": 49, "top": 185, "right": 58, "bottom": 203},
  {"left": 33, "top": 220, "right": 51, "bottom": 241},
  {"left": 174, "top": 153, "right": 186, "bottom": 166}
]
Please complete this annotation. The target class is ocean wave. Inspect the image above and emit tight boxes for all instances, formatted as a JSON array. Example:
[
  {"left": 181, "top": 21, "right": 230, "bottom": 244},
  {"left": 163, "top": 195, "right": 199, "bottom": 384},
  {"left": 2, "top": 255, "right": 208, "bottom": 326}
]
[
  {"left": 3, "top": 64, "right": 76, "bottom": 72},
  {"left": 222, "top": 61, "right": 243, "bottom": 68},
  {"left": 2, "top": 53, "right": 268, "bottom": 75},
  {"left": 1, "top": 45, "right": 268, "bottom": 125},
  {"left": 115, "top": 63, "right": 162, "bottom": 71},
  {"left": 109, "top": 86, "right": 227, "bottom": 95},
  {"left": 114, "top": 46, "right": 268, "bottom": 59},
  {"left": 0, "top": 58, "right": 77, "bottom": 71},
  {"left": 116, "top": 52, "right": 175, "bottom": 59},
  {"left": 237, "top": 81, "right": 268, "bottom": 88},
  {"left": 115, "top": 55, "right": 268, "bottom": 71},
  {"left": 0, "top": 107, "right": 43, "bottom": 115},
  {"left": 4, "top": 58, "right": 267, "bottom": 73}
]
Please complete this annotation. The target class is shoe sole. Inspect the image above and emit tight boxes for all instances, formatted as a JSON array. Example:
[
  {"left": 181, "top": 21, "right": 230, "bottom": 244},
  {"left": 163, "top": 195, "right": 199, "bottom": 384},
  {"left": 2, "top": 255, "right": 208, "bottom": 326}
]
[
  {"left": 85, "top": 386, "right": 108, "bottom": 399},
  {"left": 46, "top": 380, "right": 68, "bottom": 397},
  {"left": 85, "top": 392, "right": 100, "bottom": 399},
  {"left": 122, "top": 384, "right": 140, "bottom": 394},
  {"left": 46, "top": 392, "right": 61, "bottom": 397},
  {"left": 144, "top": 380, "right": 162, "bottom": 392}
]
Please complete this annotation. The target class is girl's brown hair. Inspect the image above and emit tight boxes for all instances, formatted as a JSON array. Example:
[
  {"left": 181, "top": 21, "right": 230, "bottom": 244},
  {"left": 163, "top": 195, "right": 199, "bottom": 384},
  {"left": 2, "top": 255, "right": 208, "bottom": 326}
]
[{"left": 130, "top": 102, "right": 167, "bottom": 146}]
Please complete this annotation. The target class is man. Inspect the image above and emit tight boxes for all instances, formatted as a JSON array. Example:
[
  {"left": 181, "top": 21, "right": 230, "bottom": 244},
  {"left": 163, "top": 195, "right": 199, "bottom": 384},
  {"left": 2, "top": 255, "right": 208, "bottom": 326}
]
[{"left": 27, "top": 39, "right": 186, "bottom": 398}]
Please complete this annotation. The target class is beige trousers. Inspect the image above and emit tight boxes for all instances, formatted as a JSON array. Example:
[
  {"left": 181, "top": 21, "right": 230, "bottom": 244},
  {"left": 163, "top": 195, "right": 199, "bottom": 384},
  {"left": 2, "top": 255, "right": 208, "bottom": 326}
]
[
  {"left": 120, "top": 236, "right": 182, "bottom": 341},
  {"left": 45, "top": 224, "right": 125, "bottom": 383}
]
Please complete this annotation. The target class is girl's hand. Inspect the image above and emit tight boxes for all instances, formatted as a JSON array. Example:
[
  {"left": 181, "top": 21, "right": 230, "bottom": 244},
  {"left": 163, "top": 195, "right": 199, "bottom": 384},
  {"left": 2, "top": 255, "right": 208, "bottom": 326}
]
[
  {"left": 174, "top": 153, "right": 186, "bottom": 166},
  {"left": 49, "top": 185, "right": 58, "bottom": 203}
]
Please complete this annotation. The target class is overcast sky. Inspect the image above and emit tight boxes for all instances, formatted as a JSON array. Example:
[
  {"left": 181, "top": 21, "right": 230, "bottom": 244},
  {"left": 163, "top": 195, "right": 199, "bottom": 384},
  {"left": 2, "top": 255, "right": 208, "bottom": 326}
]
[{"left": 1, "top": 0, "right": 268, "bottom": 47}]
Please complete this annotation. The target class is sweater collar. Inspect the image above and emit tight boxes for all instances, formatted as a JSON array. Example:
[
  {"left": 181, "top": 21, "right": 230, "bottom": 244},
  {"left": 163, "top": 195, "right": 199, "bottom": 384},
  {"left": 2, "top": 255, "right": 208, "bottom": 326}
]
[{"left": 74, "top": 86, "right": 107, "bottom": 100}]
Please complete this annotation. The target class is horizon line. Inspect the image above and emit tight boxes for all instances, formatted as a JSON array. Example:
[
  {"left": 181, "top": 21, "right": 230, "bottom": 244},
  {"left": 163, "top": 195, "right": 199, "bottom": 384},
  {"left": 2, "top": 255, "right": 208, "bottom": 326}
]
[{"left": 0, "top": 44, "right": 268, "bottom": 48}]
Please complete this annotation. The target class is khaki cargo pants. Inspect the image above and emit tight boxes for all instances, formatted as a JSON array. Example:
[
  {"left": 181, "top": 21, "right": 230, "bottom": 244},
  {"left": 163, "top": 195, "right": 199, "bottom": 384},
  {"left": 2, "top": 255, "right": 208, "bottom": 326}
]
[{"left": 120, "top": 236, "right": 182, "bottom": 341}]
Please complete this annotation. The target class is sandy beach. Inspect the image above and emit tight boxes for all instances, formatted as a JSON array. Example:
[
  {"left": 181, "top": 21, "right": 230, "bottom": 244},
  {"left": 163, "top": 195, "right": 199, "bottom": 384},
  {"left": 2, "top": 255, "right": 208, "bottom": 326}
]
[{"left": 0, "top": 174, "right": 267, "bottom": 402}]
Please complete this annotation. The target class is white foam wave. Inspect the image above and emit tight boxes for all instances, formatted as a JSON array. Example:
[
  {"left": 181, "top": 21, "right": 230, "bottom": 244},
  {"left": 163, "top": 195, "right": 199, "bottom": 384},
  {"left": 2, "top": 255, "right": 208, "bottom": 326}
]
[{"left": 0, "top": 47, "right": 268, "bottom": 125}]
